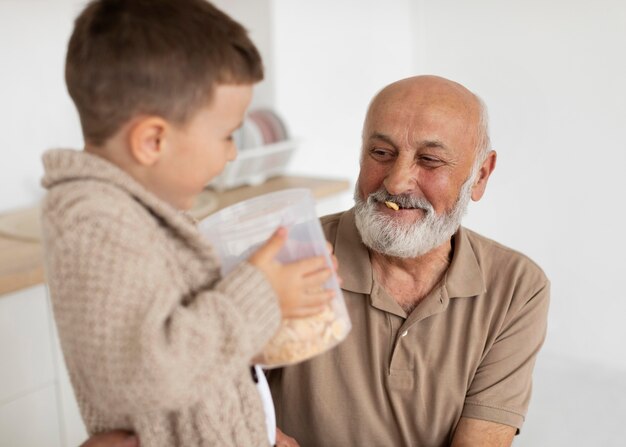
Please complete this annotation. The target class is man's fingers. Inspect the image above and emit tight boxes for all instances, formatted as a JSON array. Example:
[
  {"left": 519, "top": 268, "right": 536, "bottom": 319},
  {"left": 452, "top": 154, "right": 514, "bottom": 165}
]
[
  {"left": 276, "top": 427, "right": 300, "bottom": 447},
  {"left": 249, "top": 227, "right": 287, "bottom": 264},
  {"left": 118, "top": 436, "right": 139, "bottom": 447}
]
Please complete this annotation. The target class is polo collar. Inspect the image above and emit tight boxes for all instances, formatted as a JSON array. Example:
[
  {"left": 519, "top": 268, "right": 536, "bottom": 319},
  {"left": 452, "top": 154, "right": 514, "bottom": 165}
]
[
  {"left": 445, "top": 227, "right": 486, "bottom": 298},
  {"left": 334, "top": 209, "right": 373, "bottom": 295},
  {"left": 333, "top": 208, "right": 486, "bottom": 299}
]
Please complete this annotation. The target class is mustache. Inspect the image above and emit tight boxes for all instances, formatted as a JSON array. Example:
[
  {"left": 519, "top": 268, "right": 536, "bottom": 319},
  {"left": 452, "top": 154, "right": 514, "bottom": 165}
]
[{"left": 367, "top": 188, "right": 434, "bottom": 212}]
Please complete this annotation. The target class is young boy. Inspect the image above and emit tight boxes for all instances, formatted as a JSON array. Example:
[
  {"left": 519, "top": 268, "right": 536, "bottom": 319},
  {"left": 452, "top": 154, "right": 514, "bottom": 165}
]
[{"left": 41, "top": 1, "right": 334, "bottom": 446}]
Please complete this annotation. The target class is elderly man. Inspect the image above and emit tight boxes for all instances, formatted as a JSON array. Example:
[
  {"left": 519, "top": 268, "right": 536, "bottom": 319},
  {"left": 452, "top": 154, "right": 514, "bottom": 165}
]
[
  {"left": 81, "top": 75, "right": 548, "bottom": 447},
  {"left": 267, "top": 75, "right": 549, "bottom": 447}
]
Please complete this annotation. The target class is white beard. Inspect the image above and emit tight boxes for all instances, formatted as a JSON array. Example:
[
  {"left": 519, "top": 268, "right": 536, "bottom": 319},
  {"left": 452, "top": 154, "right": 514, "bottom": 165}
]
[{"left": 354, "top": 175, "right": 474, "bottom": 258}]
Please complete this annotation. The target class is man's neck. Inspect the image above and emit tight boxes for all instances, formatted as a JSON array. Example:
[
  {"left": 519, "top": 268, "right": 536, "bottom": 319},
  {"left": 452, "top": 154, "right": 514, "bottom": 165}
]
[{"left": 370, "top": 239, "right": 453, "bottom": 314}]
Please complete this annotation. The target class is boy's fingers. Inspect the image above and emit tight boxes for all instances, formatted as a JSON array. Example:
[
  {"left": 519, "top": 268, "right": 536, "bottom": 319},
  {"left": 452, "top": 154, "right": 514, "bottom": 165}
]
[
  {"left": 287, "top": 302, "right": 332, "bottom": 319},
  {"left": 303, "top": 288, "right": 335, "bottom": 305},
  {"left": 302, "top": 268, "right": 332, "bottom": 287},
  {"left": 249, "top": 227, "right": 287, "bottom": 264},
  {"left": 325, "top": 241, "right": 334, "bottom": 254},
  {"left": 290, "top": 255, "right": 328, "bottom": 274},
  {"left": 284, "top": 288, "right": 333, "bottom": 316}
]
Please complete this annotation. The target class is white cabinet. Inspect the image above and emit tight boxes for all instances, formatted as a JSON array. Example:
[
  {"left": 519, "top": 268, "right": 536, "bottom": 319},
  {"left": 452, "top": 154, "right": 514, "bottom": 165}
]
[
  {"left": 0, "top": 285, "right": 63, "bottom": 446},
  {"left": 0, "top": 285, "right": 86, "bottom": 447},
  {"left": 0, "top": 385, "right": 62, "bottom": 447},
  {"left": 0, "top": 285, "right": 55, "bottom": 404},
  {"left": 49, "top": 303, "right": 88, "bottom": 446}
]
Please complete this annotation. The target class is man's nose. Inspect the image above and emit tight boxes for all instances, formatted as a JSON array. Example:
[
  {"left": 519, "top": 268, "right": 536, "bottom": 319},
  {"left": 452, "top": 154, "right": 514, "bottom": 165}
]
[{"left": 383, "top": 159, "right": 418, "bottom": 196}]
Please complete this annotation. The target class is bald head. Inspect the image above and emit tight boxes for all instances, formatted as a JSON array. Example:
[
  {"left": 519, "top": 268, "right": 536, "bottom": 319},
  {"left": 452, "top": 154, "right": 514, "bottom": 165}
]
[{"left": 363, "top": 75, "right": 490, "bottom": 163}]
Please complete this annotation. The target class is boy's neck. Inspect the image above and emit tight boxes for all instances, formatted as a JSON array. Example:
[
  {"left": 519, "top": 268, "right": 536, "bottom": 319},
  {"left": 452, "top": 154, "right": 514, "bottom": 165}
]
[
  {"left": 85, "top": 116, "right": 130, "bottom": 163},
  {"left": 84, "top": 129, "right": 153, "bottom": 200}
]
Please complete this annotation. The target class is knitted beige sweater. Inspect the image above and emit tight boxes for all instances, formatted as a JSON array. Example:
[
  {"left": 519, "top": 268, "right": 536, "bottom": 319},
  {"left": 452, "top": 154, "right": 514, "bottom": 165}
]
[{"left": 41, "top": 149, "right": 281, "bottom": 446}]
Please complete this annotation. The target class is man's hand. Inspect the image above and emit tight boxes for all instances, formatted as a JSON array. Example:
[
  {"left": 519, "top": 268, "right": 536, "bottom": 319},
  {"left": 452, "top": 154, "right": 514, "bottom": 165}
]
[
  {"left": 249, "top": 227, "right": 335, "bottom": 318},
  {"left": 276, "top": 427, "right": 300, "bottom": 447},
  {"left": 80, "top": 430, "right": 138, "bottom": 447}
]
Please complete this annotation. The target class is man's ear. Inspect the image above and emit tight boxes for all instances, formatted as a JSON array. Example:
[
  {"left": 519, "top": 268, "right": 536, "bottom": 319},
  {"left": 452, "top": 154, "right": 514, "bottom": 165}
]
[
  {"left": 128, "top": 116, "right": 169, "bottom": 166},
  {"left": 471, "top": 150, "right": 497, "bottom": 201}
]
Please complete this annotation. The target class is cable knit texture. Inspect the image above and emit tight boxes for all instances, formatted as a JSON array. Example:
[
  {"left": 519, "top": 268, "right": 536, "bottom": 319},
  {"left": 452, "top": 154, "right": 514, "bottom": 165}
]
[{"left": 40, "top": 149, "right": 280, "bottom": 446}]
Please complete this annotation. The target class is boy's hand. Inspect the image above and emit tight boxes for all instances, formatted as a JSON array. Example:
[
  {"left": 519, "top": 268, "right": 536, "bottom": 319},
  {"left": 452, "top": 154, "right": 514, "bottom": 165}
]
[
  {"left": 327, "top": 241, "right": 341, "bottom": 284},
  {"left": 249, "top": 227, "right": 335, "bottom": 318}
]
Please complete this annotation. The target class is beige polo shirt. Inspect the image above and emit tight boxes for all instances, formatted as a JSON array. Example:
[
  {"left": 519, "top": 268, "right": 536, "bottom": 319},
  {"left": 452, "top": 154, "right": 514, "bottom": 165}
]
[{"left": 268, "top": 209, "right": 549, "bottom": 447}]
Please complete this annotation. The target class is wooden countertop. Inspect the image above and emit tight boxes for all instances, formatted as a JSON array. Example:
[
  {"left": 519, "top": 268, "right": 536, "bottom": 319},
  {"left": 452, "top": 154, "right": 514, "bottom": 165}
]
[{"left": 0, "top": 175, "right": 350, "bottom": 297}]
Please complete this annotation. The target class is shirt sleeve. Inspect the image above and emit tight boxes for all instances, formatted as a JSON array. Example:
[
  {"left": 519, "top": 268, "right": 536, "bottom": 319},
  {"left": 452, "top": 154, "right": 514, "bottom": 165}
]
[
  {"left": 47, "top": 207, "right": 281, "bottom": 414},
  {"left": 461, "top": 279, "right": 550, "bottom": 431}
]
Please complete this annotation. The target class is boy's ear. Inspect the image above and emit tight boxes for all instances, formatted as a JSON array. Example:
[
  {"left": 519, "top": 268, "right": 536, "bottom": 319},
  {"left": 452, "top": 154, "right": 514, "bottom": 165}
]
[
  {"left": 471, "top": 150, "right": 497, "bottom": 201},
  {"left": 128, "top": 116, "right": 170, "bottom": 166}
]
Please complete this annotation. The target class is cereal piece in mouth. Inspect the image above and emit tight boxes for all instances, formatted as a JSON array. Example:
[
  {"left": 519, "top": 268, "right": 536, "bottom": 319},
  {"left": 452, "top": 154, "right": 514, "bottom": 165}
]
[{"left": 384, "top": 200, "right": 400, "bottom": 211}]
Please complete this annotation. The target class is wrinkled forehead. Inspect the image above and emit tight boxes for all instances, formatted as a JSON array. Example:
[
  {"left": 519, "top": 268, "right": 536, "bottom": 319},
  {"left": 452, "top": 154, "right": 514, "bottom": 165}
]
[{"left": 363, "top": 79, "right": 481, "bottom": 147}]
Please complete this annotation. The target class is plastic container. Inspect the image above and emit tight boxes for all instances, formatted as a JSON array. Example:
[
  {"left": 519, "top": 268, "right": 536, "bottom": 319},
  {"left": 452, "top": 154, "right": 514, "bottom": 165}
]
[{"left": 198, "top": 188, "right": 351, "bottom": 368}]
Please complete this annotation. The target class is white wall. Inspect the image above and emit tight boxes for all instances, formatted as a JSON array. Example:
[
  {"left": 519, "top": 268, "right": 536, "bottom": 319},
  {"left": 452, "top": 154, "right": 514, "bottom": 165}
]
[
  {"left": 0, "top": 0, "right": 276, "bottom": 215},
  {"left": 212, "top": 0, "right": 275, "bottom": 109},
  {"left": 0, "top": 0, "right": 85, "bottom": 213},
  {"left": 272, "top": 0, "right": 415, "bottom": 214},
  {"left": 410, "top": 0, "right": 626, "bottom": 369}
]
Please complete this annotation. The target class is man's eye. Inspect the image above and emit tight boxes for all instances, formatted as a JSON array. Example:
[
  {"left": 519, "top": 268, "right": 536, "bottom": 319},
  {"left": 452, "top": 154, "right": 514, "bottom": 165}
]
[
  {"left": 419, "top": 156, "right": 442, "bottom": 166},
  {"left": 370, "top": 148, "right": 393, "bottom": 159}
]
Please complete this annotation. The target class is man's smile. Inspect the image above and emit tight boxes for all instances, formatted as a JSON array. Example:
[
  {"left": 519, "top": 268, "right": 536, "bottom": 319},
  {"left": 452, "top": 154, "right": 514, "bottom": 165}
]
[{"left": 375, "top": 199, "right": 427, "bottom": 218}]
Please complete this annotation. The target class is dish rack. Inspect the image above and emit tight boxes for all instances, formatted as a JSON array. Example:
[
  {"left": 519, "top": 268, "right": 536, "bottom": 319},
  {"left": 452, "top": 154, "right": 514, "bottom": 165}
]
[{"left": 209, "top": 139, "right": 298, "bottom": 191}]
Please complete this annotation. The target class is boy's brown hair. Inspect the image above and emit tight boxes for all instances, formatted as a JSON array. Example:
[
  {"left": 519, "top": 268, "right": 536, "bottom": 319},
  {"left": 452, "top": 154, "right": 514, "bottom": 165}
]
[{"left": 66, "top": 0, "right": 263, "bottom": 146}]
